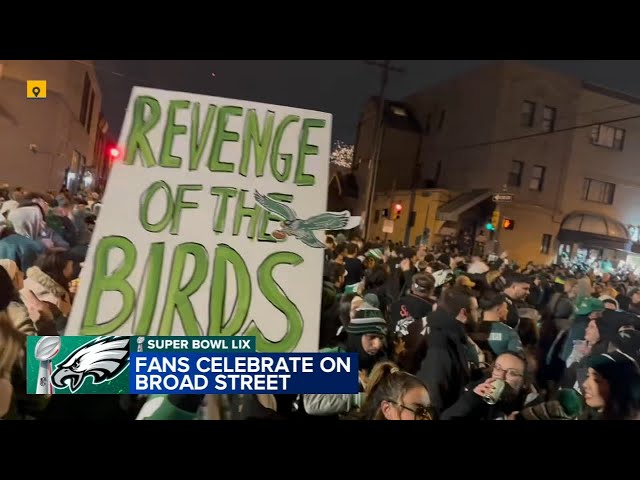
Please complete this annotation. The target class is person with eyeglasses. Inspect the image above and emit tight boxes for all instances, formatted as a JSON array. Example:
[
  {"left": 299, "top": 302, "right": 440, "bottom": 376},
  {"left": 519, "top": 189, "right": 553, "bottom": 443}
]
[
  {"left": 360, "top": 361, "right": 435, "bottom": 420},
  {"left": 440, "top": 351, "right": 540, "bottom": 420}
]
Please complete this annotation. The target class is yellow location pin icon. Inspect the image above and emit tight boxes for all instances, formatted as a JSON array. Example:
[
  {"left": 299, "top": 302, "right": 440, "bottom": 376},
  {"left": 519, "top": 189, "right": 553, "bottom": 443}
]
[{"left": 27, "top": 80, "right": 47, "bottom": 99}]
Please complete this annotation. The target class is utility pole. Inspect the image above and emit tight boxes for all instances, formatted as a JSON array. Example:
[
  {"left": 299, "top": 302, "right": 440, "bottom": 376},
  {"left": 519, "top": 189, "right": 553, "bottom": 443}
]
[
  {"left": 362, "top": 60, "right": 405, "bottom": 240},
  {"left": 385, "top": 178, "right": 397, "bottom": 243},
  {"left": 489, "top": 184, "right": 511, "bottom": 255},
  {"left": 404, "top": 133, "right": 424, "bottom": 246}
]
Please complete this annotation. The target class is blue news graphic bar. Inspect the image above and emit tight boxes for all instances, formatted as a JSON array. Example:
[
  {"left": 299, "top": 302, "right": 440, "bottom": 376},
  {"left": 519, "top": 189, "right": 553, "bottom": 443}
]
[{"left": 129, "top": 352, "right": 359, "bottom": 395}]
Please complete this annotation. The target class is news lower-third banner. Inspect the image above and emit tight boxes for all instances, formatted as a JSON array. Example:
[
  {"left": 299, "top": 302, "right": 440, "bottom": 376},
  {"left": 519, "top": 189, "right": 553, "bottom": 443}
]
[{"left": 26, "top": 336, "right": 359, "bottom": 395}]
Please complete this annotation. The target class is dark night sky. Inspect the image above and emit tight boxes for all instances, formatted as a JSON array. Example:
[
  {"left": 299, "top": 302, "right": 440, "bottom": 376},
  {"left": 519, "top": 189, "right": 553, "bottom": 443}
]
[{"left": 96, "top": 60, "right": 640, "bottom": 144}]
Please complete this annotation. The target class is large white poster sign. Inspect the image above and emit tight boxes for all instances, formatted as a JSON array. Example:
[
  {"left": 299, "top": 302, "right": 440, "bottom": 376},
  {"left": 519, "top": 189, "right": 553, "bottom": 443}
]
[{"left": 65, "top": 87, "right": 359, "bottom": 352}]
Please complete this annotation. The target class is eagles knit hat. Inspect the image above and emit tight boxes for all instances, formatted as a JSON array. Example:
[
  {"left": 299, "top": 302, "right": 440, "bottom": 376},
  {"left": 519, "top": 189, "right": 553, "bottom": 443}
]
[
  {"left": 344, "top": 283, "right": 361, "bottom": 294},
  {"left": 611, "top": 328, "right": 640, "bottom": 362},
  {"left": 365, "top": 248, "right": 383, "bottom": 260},
  {"left": 575, "top": 297, "right": 605, "bottom": 316},
  {"left": 346, "top": 304, "right": 386, "bottom": 336},
  {"left": 587, "top": 350, "right": 640, "bottom": 389},
  {"left": 363, "top": 293, "right": 380, "bottom": 309}
]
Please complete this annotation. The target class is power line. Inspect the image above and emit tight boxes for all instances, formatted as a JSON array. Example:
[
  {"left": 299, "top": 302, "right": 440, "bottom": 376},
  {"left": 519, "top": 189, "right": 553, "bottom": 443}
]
[
  {"left": 453, "top": 111, "right": 640, "bottom": 152},
  {"left": 72, "top": 60, "right": 157, "bottom": 88},
  {"left": 74, "top": 59, "right": 640, "bottom": 154}
]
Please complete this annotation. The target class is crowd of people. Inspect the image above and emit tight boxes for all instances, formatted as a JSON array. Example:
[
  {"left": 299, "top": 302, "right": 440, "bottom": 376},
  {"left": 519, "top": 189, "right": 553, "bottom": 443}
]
[
  {"left": 306, "top": 235, "right": 640, "bottom": 421},
  {"left": 1, "top": 186, "right": 639, "bottom": 420},
  {"left": 135, "top": 234, "right": 640, "bottom": 420},
  {"left": 0, "top": 184, "right": 101, "bottom": 419}
]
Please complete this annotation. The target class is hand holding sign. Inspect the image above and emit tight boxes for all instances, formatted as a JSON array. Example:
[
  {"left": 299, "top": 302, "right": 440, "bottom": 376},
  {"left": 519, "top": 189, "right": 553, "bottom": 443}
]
[
  {"left": 23, "top": 289, "right": 53, "bottom": 323},
  {"left": 69, "top": 278, "right": 80, "bottom": 296}
]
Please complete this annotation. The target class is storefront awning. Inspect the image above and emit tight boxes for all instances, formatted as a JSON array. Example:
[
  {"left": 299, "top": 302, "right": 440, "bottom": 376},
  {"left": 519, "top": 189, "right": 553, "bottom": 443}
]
[
  {"left": 436, "top": 189, "right": 492, "bottom": 222},
  {"left": 438, "top": 221, "right": 458, "bottom": 237},
  {"left": 557, "top": 211, "right": 631, "bottom": 251}
]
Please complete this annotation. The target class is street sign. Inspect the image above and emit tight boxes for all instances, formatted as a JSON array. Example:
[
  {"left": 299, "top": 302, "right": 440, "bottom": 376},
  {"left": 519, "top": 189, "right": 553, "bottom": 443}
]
[{"left": 492, "top": 193, "right": 514, "bottom": 203}]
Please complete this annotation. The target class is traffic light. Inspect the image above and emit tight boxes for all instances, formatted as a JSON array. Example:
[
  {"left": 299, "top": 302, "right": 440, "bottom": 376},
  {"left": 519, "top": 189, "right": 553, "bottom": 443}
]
[
  {"left": 485, "top": 222, "right": 495, "bottom": 231},
  {"left": 108, "top": 146, "right": 121, "bottom": 161},
  {"left": 502, "top": 218, "right": 515, "bottom": 230},
  {"left": 491, "top": 210, "right": 500, "bottom": 230},
  {"left": 392, "top": 203, "right": 402, "bottom": 220}
]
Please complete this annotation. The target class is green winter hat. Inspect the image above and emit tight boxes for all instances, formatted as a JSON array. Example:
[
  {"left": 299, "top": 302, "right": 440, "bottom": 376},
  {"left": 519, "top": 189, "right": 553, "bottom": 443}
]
[
  {"left": 555, "top": 388, "right": 584, "bottom": 418},
  {"left": 344, "top": 283, "right": 361, "bottom": 294},
  {"left": 575, "top": 297, "right": 605, "bottom": 316},
  {"left": 365, "top": 248, "right": 383, "bottom": 260},
  {"left": 346, "top": 304, "right": 386, "bottom": 336}
]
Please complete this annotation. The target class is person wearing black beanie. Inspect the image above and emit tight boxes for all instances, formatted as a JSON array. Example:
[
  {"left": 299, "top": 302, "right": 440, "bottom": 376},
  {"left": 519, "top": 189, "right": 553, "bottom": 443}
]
[{"left": 583, "top": 350, "right": 640, "bottom": 420}]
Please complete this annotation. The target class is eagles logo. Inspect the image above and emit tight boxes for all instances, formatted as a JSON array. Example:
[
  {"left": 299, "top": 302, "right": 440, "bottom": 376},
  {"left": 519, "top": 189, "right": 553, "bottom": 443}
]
[{"left": 51, "top": 336, "right": 130, "bottom": 392}]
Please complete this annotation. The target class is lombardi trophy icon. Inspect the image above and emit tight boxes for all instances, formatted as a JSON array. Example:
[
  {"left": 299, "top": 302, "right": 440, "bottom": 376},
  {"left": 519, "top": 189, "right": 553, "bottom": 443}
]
[
  {"left": 137, "top": 337, "right": 144, "bottom": 352},
  {"left": 34, "top": 337, "right": 62, "bottom": 394}
]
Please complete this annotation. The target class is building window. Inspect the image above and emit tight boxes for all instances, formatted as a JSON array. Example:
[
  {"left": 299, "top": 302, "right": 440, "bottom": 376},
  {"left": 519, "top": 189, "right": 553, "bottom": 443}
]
[
  {"left": 541, "top": 234, "right": 552, "bottom": 254},
  {"left": 438, "top": 110, "right": 446, "bottom": 130},
  {"left": 542, "top": 106, "right": 556, "bottom": 132},
  {"left": 79, "top": 73, "right": 91, "bottom": 127},
  {"left": 529, "top": 165, "right": 546, "bottom": 191},
  {"left": 582, "top": 178, "right": 616, "bottom": 204},
  {"left": 591, "top": 125, "right": 625, "bottom": 150},
  {"left": 86, "top": 89, "right": 95, "bottom": 134},
  {"left": 521, "top": 101, "right": 535, "bottom": 127},
  {"left": 508, "top": 160, "right": 523, "bottom": 187}
]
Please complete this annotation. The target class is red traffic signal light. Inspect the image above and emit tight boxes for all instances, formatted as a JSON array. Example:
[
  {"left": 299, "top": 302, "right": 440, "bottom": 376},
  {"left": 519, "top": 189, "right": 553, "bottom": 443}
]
[
  {"left": 392, "top": 203, "right": 402, "bottom": 219},
  {"left": 108, "top": 147, "right": 120, "bottom": 159},
  {"left": 502, "top": 218, "right": 515, "bottom": 230}
]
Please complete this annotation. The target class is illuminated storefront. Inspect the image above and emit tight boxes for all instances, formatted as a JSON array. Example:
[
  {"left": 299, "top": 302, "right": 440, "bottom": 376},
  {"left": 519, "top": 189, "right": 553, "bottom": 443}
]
[{"left": 556, "top": 212, "right": 631, "bottom": 263}]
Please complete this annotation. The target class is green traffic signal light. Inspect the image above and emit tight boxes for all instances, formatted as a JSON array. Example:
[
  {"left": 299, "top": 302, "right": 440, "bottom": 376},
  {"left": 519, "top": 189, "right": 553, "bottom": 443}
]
[{"left": 486, "top": 223, "right": 495, "bottom": 231}]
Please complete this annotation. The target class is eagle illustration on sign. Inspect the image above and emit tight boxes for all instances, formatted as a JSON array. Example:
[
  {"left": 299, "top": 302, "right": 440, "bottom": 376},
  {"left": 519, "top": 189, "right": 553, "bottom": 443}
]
[{"left": 254, "top": 190, "right": 359, "bottom": 248}]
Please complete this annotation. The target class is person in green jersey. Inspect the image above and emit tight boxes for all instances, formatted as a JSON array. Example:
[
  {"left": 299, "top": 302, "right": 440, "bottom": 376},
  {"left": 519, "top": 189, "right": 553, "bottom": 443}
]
[{"left": 470, "top": 293, "right": 523, "bottom": 364}]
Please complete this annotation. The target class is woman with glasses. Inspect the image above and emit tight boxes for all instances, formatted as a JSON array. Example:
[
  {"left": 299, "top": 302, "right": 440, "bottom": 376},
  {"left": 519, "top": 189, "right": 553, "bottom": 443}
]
[
  {"left": 360, "top": 361, "right": 435, "bottom": 420},
  {"left": 441, "top": 351, "right": 539, "bottom": 420}
]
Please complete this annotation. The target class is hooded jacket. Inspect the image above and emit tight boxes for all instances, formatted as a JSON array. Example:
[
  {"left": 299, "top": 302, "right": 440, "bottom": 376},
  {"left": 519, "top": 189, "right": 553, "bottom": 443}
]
[
  {"left": 416, "top": 308, "right": 470, "bottom": 412},
  {"left": 8, "top": 205, "right": 45, "bottom": 240}
]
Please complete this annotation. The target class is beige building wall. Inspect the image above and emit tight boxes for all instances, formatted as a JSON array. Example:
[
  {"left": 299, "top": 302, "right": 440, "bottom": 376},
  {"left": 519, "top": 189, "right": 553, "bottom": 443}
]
[
  {"left": 353, "top": 61, "right": 640, "bottom": 264},
  {"left": 560, "top": 86, "right": 640, "bottom": 227},
  {"left": 497, "top": 203, "right": 559, "bottom": 265},
  {"left": 369, "top": 189, "right": 454, "bottom": 245},
  {"left": 405, "top": 62, "right": 503, "bottom": 188},
  {"left": 0, "top": 60, "right": 103, "bottom": 192},
  {"left": 403, "top": 62, "right": 580, "bottom": 206}
]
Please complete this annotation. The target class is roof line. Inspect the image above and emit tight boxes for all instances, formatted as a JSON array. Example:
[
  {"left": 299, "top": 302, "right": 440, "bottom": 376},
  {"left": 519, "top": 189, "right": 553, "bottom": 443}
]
[{"left": 581, "top": 81, "right": 640, "bottom": 106}]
